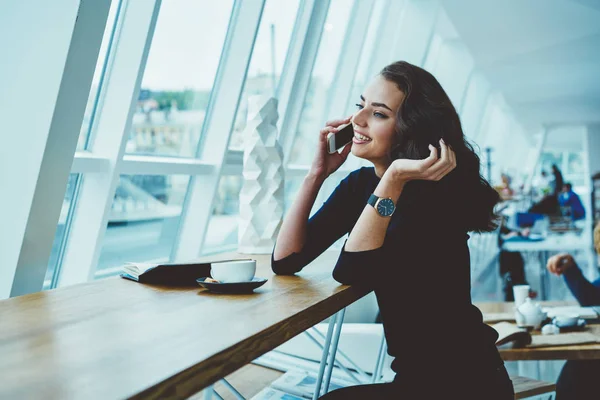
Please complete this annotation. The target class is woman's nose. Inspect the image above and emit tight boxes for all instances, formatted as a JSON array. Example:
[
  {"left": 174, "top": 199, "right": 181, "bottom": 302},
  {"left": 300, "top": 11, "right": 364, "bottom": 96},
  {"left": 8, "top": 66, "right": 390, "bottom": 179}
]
[{"left": 352, "top": 109, "right": 367, "bottom": 127}]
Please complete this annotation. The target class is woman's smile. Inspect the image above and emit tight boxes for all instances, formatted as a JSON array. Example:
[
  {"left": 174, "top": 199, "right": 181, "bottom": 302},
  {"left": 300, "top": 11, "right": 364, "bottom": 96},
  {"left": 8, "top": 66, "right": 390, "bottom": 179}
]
[{"left": 353, "top": 130, "right": 372, "bottom": 144}]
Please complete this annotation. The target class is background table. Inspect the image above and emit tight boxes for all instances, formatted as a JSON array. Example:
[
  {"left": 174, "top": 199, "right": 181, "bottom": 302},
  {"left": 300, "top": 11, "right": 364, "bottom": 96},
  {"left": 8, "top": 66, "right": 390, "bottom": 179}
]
[
  {"left": 476, "top": 301, "right": 600, "bottom": 361},
  {"left": 0, "top": 251, "right": 368, "bottom": 400}
]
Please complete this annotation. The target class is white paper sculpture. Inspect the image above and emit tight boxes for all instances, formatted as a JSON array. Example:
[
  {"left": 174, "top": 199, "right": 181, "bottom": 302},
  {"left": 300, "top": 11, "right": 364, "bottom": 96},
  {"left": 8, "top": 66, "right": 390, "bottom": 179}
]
[{"left": 238, "top": 96, "right": 285, "bottom": 254}]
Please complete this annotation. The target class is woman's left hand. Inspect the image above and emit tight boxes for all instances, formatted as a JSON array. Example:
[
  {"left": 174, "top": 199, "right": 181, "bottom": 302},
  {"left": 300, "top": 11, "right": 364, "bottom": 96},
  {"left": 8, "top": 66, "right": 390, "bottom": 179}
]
[{"left": 386, "top": 139, "right": 456, "bottom": 184}]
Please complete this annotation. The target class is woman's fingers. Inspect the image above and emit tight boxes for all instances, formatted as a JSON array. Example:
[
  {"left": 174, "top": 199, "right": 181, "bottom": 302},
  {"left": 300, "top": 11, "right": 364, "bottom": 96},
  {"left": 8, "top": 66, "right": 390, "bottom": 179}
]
[
  {"left": 424, "top": 140, "right": 453, "bottom": 180},
  {"left": 422, "top": 145, "right": 438, "bottom": 167},
  {"left": 325, "top": 115, "right": 352, "bottom": 129},
  {"left": 319, "top": 126, "right": 336, "bottom": 142},
  {"left": 339, "top": 142, "right": 352, "bottom": 159},
  {"left": 435, "top": 146, "right": 457, "bottom": 180}
]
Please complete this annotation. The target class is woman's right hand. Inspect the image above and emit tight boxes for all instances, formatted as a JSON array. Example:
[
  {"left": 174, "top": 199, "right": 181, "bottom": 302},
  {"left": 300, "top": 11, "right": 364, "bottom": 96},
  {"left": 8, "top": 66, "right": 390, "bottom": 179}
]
[{"left": 308, "top": 116, "right": 353, "bottom": 180}]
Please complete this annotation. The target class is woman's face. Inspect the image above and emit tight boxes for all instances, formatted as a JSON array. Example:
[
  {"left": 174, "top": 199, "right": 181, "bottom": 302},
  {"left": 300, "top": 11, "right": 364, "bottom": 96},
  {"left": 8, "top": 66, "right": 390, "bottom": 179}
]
[{"left": 351, "top": 75, "right": 404, "bottom": 165}]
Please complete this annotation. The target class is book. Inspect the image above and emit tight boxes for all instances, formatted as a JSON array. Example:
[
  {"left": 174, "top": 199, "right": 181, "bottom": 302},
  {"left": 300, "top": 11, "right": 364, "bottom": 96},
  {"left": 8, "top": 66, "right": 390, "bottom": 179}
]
[
  {"left": 269, "top": 370, "right": 350, "bottom": 399},
  {"left": 490, "top": 322, "right": 532, "bottom": 347},
  {"left": 121, "top": 258, "right": 252, "bottom": 286}
]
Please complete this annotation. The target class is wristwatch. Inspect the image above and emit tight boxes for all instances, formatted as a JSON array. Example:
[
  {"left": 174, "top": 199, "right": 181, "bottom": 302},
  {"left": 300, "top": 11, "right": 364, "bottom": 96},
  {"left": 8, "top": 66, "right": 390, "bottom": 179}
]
[{"left": 368, "top": 194, "right": 396, "bottom": 217}]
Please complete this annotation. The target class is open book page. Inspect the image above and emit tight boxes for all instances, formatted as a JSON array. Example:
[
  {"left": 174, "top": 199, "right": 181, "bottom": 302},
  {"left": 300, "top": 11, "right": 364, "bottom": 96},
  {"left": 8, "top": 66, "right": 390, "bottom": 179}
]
[
  {"left": 490, "top": 322, "right": 531, "bottom": 347},
  {"left": 123, "top": 262, "right": 159, "bottom": 278}
]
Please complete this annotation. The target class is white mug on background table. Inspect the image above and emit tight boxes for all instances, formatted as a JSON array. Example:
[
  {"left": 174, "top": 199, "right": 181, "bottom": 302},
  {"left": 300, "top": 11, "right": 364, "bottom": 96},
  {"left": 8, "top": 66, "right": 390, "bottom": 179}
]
[{"left": 513, "top": 284, "right": 530, "bottom": 308}]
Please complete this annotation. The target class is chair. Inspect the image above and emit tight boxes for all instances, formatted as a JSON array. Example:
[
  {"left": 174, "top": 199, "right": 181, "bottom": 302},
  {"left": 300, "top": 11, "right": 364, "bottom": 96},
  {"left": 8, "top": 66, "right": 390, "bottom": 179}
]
[{"left": 511, "top": 375, "right": 555, "bottom": 399}]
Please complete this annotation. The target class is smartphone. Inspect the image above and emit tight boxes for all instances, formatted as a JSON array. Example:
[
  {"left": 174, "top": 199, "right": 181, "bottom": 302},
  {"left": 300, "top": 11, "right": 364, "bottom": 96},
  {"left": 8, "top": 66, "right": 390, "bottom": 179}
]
[{"left": 327, "top": 123, "right": 354, "bottom": 154}]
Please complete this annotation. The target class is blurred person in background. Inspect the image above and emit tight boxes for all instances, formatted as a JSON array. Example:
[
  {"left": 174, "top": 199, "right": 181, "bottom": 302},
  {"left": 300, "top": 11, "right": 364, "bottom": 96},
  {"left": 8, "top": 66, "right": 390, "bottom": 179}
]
[
  {"left": 529, "top": 164, "right": 565, "bottom": 216},
  {"left": 495, "top": 173, "right": 515, "bottom": 201},
  {"left": 558, "top": 183, "right": 585, "bottom": 221},
  {"left": 546, "top": 223, "right": 600, "bottom": 399}
]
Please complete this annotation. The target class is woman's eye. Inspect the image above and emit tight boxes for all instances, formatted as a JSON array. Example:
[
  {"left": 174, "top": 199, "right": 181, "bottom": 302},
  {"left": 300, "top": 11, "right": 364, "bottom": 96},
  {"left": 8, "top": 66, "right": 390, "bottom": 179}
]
[
  {"left": 355, "top": 103, "right": 364, "bottom": 110},
  {"left": 374, "top": 112, "right": 387, "bottom": 118}
]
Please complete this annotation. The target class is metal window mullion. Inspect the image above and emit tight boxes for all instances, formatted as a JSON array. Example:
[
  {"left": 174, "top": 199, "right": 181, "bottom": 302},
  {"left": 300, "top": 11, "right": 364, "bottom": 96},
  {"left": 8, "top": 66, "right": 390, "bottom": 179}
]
[
  {"left": 311, "top": 0, "right": 374, "bottom": 207},
  {"left": 323, "top": 0, "right": 374, "bottom": 122},
  {"left": 3, "top": 0, "right": 112, "bottom": 297},
  {"left": 57, "top": 0, "right": 162, "bottom": 287},
  {"left": 277, "top": 0, "right": 331, "bottom": 161},
  {"left": 366, "top": 0, "right": 406, "bottom": 79},
  {"left": 71, "top": 152, "right": 112, "bottom": 174},
  {"left": 119, "top": 155, "right": 216, "bottom": 176},
  {"left": 172, "top": 0, "right": 266, "bottom": 261}
]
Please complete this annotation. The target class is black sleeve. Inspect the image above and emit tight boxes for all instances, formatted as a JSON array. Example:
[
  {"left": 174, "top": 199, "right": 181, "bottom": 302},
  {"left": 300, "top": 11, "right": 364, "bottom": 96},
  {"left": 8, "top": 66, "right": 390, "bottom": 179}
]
[
  {"left": 563, "top": 266, "right": 600, "bottom": 306},
  {"left": 271, "top": 170, "right": 363, "bottom": 275},
  {"left": 331, "top": 239, "right": 385, "bottom": 287}
]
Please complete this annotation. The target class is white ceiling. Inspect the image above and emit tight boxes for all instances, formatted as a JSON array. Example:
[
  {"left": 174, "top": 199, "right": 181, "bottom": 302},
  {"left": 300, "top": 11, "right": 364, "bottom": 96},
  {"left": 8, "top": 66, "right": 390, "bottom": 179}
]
[{"left": 440, "top": 0, "right": 600, "bottom": 132}]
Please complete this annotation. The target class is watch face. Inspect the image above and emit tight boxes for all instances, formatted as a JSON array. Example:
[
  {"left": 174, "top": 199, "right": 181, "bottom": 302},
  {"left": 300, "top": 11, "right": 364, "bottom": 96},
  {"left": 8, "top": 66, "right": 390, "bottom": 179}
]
[{"left": 376, "top": 198, "right": 395, "bottom": 217}]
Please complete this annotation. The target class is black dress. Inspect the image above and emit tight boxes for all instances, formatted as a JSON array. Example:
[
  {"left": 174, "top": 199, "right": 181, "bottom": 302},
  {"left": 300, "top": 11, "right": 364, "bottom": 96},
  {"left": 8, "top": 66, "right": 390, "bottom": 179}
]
[{"left": 272, "top": 167, "right": 513, "bottom": 398}]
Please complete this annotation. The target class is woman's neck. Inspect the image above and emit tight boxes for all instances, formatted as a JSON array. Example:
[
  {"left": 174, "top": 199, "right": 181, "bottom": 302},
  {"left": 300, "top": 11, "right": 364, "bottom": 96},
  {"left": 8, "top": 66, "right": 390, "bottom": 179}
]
[{"left": 373, "top": 161, "right": 391, "bottom": 179}]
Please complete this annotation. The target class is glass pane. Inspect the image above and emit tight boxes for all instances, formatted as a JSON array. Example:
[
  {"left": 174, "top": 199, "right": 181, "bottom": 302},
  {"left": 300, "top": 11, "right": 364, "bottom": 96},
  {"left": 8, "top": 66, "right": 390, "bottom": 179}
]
[
  {"left": 344, "top": 0, "right": 387, "bottom": 115},
  {"left": 95, "top": 174, "right": 190, "bottom": 278},
  {"left": 44, "top": 174, "right": 79, "bottom": 289},
  {"left": 127, "top": 0, "right": 235, "bottom": 157},
  {"left": 78, "top": 0, "right": 121, "bottom": 150},
  {"left": 202, "top": 175, "right": 243, "bottom": 254},
  {"left": 229, "top": 0, "right": 301, "bottom": 151},
  {"left": 288, "top": 0, "right": 354, "bottom": 164}
]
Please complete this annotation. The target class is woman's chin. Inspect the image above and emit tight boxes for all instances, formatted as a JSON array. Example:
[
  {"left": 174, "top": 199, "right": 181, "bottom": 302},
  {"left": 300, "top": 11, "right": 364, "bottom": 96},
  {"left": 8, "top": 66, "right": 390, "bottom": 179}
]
[{"left": 351, "top": 145, "right": 372, "bottom": 161}]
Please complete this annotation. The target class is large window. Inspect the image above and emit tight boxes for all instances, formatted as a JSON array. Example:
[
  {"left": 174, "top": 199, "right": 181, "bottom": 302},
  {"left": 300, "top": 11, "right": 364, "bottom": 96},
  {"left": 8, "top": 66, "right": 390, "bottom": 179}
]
[
  {"left": 95, "top": 174, "right": 190, "bottom": 278},
  {"left": 202, "top": 0, "right": 301, "bottom": 253},
  {"left": 44, "top": 174, "right": 80, "bottom": 289},
  {"left": 344, "top": 0, "right": 387, "bottom": 115},
  {"left": 127, "top": 0, "right": 235, "bottom": 157},
  {"left": 203, "top": 175, "right": 243, "bottom": 254},
  {"left": 78, "top": 0, "right": 121, "bottom": 151},
  {"left": 229, "top": 0, "right": 301, "bottom": 151},
  {"left": 289, "top": 0, "right": 354, "bottom": 164},
  {"left": 538, "top": 150, "right": 587, "bottom": 188}
]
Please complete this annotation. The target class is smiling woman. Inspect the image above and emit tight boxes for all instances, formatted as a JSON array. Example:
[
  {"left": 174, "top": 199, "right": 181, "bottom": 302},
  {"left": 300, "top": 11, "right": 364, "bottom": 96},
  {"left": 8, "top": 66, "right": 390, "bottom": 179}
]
[{"left": 272, "top": 60, "right": 512, "bottom": 399}]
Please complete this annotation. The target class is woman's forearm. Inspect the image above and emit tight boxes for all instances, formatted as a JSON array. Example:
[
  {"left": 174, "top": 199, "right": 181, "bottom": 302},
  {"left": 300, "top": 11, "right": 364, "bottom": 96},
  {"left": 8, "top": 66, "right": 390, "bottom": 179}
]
[
  {"left": 345, "top": 173, "right": 405, "bottom": 252},
  {"left": 273, "top": 173, "right": 325, "bottom": 260}
]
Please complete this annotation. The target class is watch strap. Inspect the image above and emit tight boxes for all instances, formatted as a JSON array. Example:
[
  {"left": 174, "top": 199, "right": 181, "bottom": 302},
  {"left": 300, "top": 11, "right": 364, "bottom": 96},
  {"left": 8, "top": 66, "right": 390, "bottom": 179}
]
[{"left": 368, "top": 194, "right": 379, "bottom": 207}]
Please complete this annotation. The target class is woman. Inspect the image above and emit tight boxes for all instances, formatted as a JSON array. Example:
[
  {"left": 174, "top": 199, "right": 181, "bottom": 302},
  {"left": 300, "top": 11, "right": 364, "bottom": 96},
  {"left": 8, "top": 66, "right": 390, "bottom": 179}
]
[{"left": 272, "top": 61, "right": 513, "bottom": 398}]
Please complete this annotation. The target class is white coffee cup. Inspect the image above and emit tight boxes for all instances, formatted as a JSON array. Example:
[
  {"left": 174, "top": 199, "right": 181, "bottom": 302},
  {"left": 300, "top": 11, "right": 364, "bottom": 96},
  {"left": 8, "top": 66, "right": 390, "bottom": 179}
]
[
  {"left": 210, "top": 260, "right": 256, "bottom": 283},
  {"left": 513, "top": 285, "right": 530, "bottom": 308}
]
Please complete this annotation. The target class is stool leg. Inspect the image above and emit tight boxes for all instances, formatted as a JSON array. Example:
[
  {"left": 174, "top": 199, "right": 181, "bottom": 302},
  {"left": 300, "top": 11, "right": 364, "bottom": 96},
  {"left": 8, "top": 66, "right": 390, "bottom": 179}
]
[
  {"left": 313, "top": 313, "right": 337, "bottom": 400},
  {"left": 322, "top": 308, "right": 346, "bottom": 394}
]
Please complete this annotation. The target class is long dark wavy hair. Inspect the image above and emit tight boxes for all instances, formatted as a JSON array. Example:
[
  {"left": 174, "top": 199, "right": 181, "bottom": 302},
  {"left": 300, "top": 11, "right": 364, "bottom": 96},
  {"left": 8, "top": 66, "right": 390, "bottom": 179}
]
[{"left": 380, "top": 61, "right": 499, "bottom": 232}]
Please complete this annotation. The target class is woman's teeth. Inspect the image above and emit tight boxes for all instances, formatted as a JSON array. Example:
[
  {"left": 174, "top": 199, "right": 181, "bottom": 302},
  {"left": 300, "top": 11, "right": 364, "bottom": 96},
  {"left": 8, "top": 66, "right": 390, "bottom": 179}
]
[{"left": 354, "top": 133, "right": 371, "bottom": 141}]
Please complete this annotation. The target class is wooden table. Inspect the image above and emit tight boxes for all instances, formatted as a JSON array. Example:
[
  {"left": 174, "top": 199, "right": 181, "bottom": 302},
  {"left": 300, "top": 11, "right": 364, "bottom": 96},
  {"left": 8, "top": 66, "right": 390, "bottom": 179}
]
[
  {"left": 476, "top": 301, "right": 600, "bottom": 361},
  {"left": 0, "top": 252, "right": 369, "bottom": 400}
]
